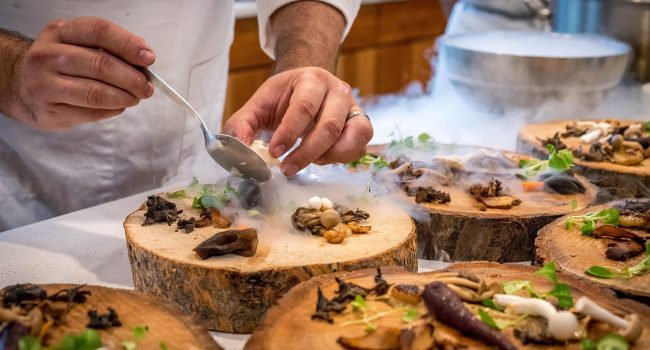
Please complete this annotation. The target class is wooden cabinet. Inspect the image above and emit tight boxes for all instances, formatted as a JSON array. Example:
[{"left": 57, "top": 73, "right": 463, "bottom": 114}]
[{"left": 223, "top": 0, "right": 447, "bottom": 125}]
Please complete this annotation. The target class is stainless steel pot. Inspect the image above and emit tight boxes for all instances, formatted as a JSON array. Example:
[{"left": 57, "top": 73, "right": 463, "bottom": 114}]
[
  {"left": 553, "top": 0, "right": 650, "bottom": 82},
  {"left": 438, "top": 31, "right": 630, "bottom": 112},
  {"left": 460, "top": 0, "right": 551, "bottom": 19}
]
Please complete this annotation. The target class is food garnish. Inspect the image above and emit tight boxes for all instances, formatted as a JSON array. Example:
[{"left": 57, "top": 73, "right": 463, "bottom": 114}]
[
  {"left": 346, "top": 153, "right": 389, "bottom": 172},
  {"left": 576, "top": 297, "right": 643, "bottom": 343},
  {"left": 86, "top": 307, "right": 121, "bottom": 329},
  {"left": 292, "top": 196, "right": 371, "bottom": 244},
  {"left": 501, "top": 262, "right": 573, "bottom": 309},
  {"left": 586, "top": 242, "right": 650, "bottom": 279},
  {"left": 409, "top": 186, "right": 450, "bottom": 204},
  {"left": 193, "top": 228, "right": 258, "bottom": 259},
  {"left": 469, "top": 178, "right": 521, "bottom": 210},
  {"left": 519, "top": 144, "right": 574, "bottom": 179},
  {"left": 565, "top": 208, "right": 620, "bottom": 235},
  {"left": 142, "top": 196, "right": 181, "bottom": 226}
]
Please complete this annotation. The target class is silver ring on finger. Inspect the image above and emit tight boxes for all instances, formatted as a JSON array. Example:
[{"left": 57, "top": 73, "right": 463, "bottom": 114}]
[{"left": 346, "top": 110, "right": 370, "bottom": 122}]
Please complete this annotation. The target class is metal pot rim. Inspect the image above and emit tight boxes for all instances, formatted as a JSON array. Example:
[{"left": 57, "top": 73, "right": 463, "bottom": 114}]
[{"left": 440, "top": 31, "right": 630, "bottom": 59}]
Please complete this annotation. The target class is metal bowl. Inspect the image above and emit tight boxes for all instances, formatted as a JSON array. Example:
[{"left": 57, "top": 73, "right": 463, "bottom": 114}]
[{"left": 438, "top": 31, "right": 631, "bottom": 112}]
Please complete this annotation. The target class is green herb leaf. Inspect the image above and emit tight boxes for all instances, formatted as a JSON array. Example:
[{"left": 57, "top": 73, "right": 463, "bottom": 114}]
[
  {"left": 166, "top": 189, "right": 186, "bottom": 198},
  {"left": 581, "top": 339, "right": 597, "bottom": 350},
  {"left": 18, "top": 336, "right": 42, "bottom": 350},
  {"left": 586, "top": 265, "right": 617, "bottom": 279},
  {"left": 535, "top": 262, "right": 558, "bottom": 284},
  {"left": 502, "top": 280, "right": 539, "bottom": 297},
  {"left": 132, "top": 325, "right": 149, "bottom": 342},
  {"left": 478, "top": 308, "right": 500, "bottom": 330},
  {"left": 644, "top": 121, "right": 650, "bottom": 133},
  {"left": 569, "top": 199, "right": 578, "bottom": 211},
  {"left": 56, "top": 329, "right": 103, "bottom": 350},
  {"left": 364, "top": 322, "right": 377, "bottom": 333},
  {"left": 481, "top": 298, "right": 500, "bottom": 311},
  {"left": 402, "top": 306, "right": 419, "bottom": 324},
  {"left": 122, "top": 341, "right": 137, "bottom": 350},
  {"left": 417, "top": 133, "right": 432, "bottom": 143},
  {"left": 581, "top": 220, "right": 596, "bottom": 235},
  {"left": 595, "top": 333, "right": 629, "bottom": 350},
  {"left": 160, "top": 342, "right": 169, "bottom": 350},
  {"left": 546, "top": 283, "right": 574, "bottom": 309},
  {"left": 351, "top": 294, "right": 366, "bottom": 311}
]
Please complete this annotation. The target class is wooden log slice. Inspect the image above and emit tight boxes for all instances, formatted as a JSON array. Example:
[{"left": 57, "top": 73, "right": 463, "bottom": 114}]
[
  {"left": 517, "top": 119, "right": 650, "bottom": 202},
  {"left": 124, "top": 197, "right": 416, "bottom": 333},
  {"left": 368, "top": 144, "right": 597, "bottom": 262},
  {"left": 536, "top": 203, "right": 650, "bottom": 299},
  {"left": 246, "top": 263, "right": 650, "bottom": 350},
  {"left": 16, "top": 284, "right": 219, "bottom": 349}
]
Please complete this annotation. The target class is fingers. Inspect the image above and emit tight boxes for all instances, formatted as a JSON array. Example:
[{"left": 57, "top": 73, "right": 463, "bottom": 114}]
[
  {"left": 268, "top": 74, "right": 328, "bottom": 159},
  {"left": 280, "top": 85, "right": 351, "bottom": 175},
  {"left": 223, "top": 110, "right": 259, "bottom": 146},
  {"left": 52, "top": 45, "right": 153, "bottom": 99},
  {"left": 55, "top": 17, "right": 155, "bottom": 66},
  {"left": 32, "top": 104, "right": 125, "bottom": 131},
  {"left": 39, "top": 75, "right": 139, "bottom": 110},
  {"left": 314, "top": 110, "right": 373, "bottom": 164}
]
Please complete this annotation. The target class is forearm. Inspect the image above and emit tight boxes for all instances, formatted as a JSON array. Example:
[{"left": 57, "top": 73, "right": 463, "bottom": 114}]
[
  {"left": 0, "top": 28, "right": 31, "bottom": 118},
  {"left": 270, "top": 1, "right": 346, "bottom": 74}
]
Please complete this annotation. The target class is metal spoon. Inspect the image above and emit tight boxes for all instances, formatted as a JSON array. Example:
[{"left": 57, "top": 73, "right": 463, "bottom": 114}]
[{"left": 143, "top": 68, "right": 271, "bottom": 182}]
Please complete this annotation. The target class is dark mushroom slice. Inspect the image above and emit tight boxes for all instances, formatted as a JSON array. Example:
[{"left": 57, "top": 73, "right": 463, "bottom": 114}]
[
  {"left": 592, "top": 225, "right": 644, "bottom": 241},
  {"left": 413, "top": 187, "right": 451, "bottom": 204},
  {"left": 142, "top": 195, "right": 181, "bottom": 226},
  {"left": 605, "top": 240, "right": 645, "bottom": 261},
  {"left": 2, "top": 284, "right": 47, "bottom": 308},
  {"left": 193, "top": 228, "right": 258, "bottom": 259},
  {"left": 391, "top": 284, "right": 422, "bottom": 305},
  {"left": 177, "top": 218, "right": 196, "bottom": 233},
  {"left": 477, "top": 196, "right": 521, "bottom": 209},
  {"left": 538, "top": 132, "right": 566, "bottom": 152},
  {"left": 422, "top": 282, "right": 516, "bottom": 350},
  {"left": 399, "top": 323, "right": 435, "bottom": 350},
  {"left": 210, "top": 207, "right": 232, "bottom": 228},
  {"left": 311, "top": 287, "right": 346, "bottom": 323},
  {"left": 47, "top": 285, "right": 91, "bottom": 304},
  {"left": 337, "top": 327, "right": 402, "bottom": 350},
  {"left": 86, "top": 307, "right": 122, "bottom": 329},
  {"left": 541, "top": 173, "right": 586, "bottom": 194}
]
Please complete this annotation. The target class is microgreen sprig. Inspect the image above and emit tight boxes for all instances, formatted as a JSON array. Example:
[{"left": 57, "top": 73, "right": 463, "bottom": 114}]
[
  {"left": 565, "top": 208, "right": 620, "bottom": 235},
  {"left": 519, "top": 144, "right": 574, "bottom": 179},
  {"left": 342, "top": 295, "right": 420, "bottom": 333},
  {"left": 501, "top": 262, "right": 574, "bottom": 309}
]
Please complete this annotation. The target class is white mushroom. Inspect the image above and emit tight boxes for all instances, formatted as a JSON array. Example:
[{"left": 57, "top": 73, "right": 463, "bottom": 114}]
[
  {"left": 433, "top": 155, "right": 465, "bottom": 170},
  {"left": 494, "top": 294, "right": 579, "bottom": 341},
  {"left": 308, "top": 196, "right": 322, "bottom": 210},
  {"left": 581, "top": 129, "right": 603, "bottom": 144},
  {"left": 575, "top": 297, "right": 643, "bottom": 343},
  {"left": 320, "top": 197, "right": 333, "bottom": 210}
]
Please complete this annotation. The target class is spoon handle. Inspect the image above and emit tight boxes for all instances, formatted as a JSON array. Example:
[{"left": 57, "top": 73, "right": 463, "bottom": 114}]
[{"left": 142, "top": 68, "right": 211, "bottom": 134}]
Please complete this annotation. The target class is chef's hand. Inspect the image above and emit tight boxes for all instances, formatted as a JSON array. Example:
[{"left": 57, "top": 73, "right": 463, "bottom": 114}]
[
  {"left": 224, "top": 67, "right": 373, "bottom": 176},
  {"left": 8, "top": 17, "right": 155, "bottom": 131}
]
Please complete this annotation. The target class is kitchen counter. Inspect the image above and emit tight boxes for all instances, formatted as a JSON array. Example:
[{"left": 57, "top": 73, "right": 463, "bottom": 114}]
[{"left": 0, "top": 181, "right": 449, "bottom": 350}]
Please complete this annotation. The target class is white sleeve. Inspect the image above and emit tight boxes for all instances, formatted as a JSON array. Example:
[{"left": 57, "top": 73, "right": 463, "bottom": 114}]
[{"left": 256, "top": 0, "right": 361, "bottom": 59}]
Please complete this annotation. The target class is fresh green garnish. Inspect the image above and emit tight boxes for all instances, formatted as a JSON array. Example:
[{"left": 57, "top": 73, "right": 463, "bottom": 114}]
[
  {"left": 478, "top": 308, "right": 499, "bottom": 330},
  {"left": 191, "top": 182, "right": 237, "bottom": 209},
  {"left": 519, "top": 144, "right": 574, "bottom": 179},
  {"left": 401, "top": 306, "right": 419, "bottom": 324},
  {"left": 388, "top": 132, "right": 435, "bottom": 150},
  {"left": 569, "top": 199, "right": 578, "bottom": 211},
  {"left": 20, "top": 329, "right": 102, "bottom": 350},
  {"left": 342, "top": 295, "right": 417, "bottom": 333},
  {"left": 502, "top": 262, "right": 573, "bottom": 309},
  {"left": 586, "top": 242, "right": 650, "bottom": 279},
  {"left": 122, "top": 325, "right": 149, "bottom": 350},
  {"left": 644, "top": 121, "right": 650, "bottom": 133},
  {"left": 165, "top": 189, "right": 186, "bottom": 198},
  {"left": 347, "top": 153, "right": 389, "bottom": 171},
  {"left": 481, "top": 298, "right": 501, "bottom": 311},
  {"left": 565, "top": 208, "right": 620, "bottom": 235},
  {"left": 159, "top": 343, "right": 169, "bottom": 350},
  {"left": 581, "top": 333, "right": 629, "bottom": 350}
]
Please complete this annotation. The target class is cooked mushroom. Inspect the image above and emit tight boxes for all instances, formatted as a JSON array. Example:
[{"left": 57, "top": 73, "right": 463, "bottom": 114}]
[
  {"left": 493, "top": 294, "right": 579, "bottom": 341},
  {"left": 412, "top": 168, "right": 453, "bottom": 185},
  {"left": 142, "top": 195, "right": 181, "bottom": 226},
  {"left": 399, "top": 323, "right": 435, "bottom": 350},
  {"left": 193, "top": 228, "right": 258, "bottom": 259},
  {"left": 612, "top": 141, "right": 645, "bottom": 165},
  {"left": 605, "top": 240, "right": 645, "bottom": 261},
  {"left": 210, "top": 207, "right": 231, "bottom": 228},
  {"left": 347, "top": 221, "right": 371, "bottom": 234},
  {"left": 337, "top": 327, "right": 402, "bottom": 350},
  {"left": 412, "top": 186, "right": 451, "bottom": 204},
  {"left": 477, "top": 196, "right": 521, "bottom": 209},
  {"left": 324, "top": 223, "right": 351, "bottom": 244},
  {"left": 320, "top": 209, "right": 341, "bottom": 229},
  {"left": 592, "top": 225, "right": 643, "bottom": 241},
  {"left": 623, "top": 123, "right": 643, "bottom": 139},
  {"left": 541, "top": 173, "right": 586, "bottom": 194},
  {"left": 390, "top": 284, "right": 422, "bottom": 305},
  {"left": 575, "top": 297, "right": 643, "bottom": 343}
]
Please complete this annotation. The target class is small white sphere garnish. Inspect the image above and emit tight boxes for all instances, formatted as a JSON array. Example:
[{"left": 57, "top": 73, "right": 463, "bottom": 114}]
[
  {"left": 308, "top": 196, "right": 322, "bottom": 209},
  {"left": 320, "top": 197, "right": 333, "bottom": 210}
]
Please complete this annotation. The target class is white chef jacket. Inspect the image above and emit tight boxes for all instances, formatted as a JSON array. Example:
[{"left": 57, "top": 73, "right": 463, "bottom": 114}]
[{"left": 0, "top": 0, "right": 360, "bottom": 231}]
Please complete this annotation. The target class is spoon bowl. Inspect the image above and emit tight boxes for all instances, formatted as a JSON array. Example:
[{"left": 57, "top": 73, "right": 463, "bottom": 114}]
[{"left": 144, "top": 68, "right": 272, "bottom": 182}]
